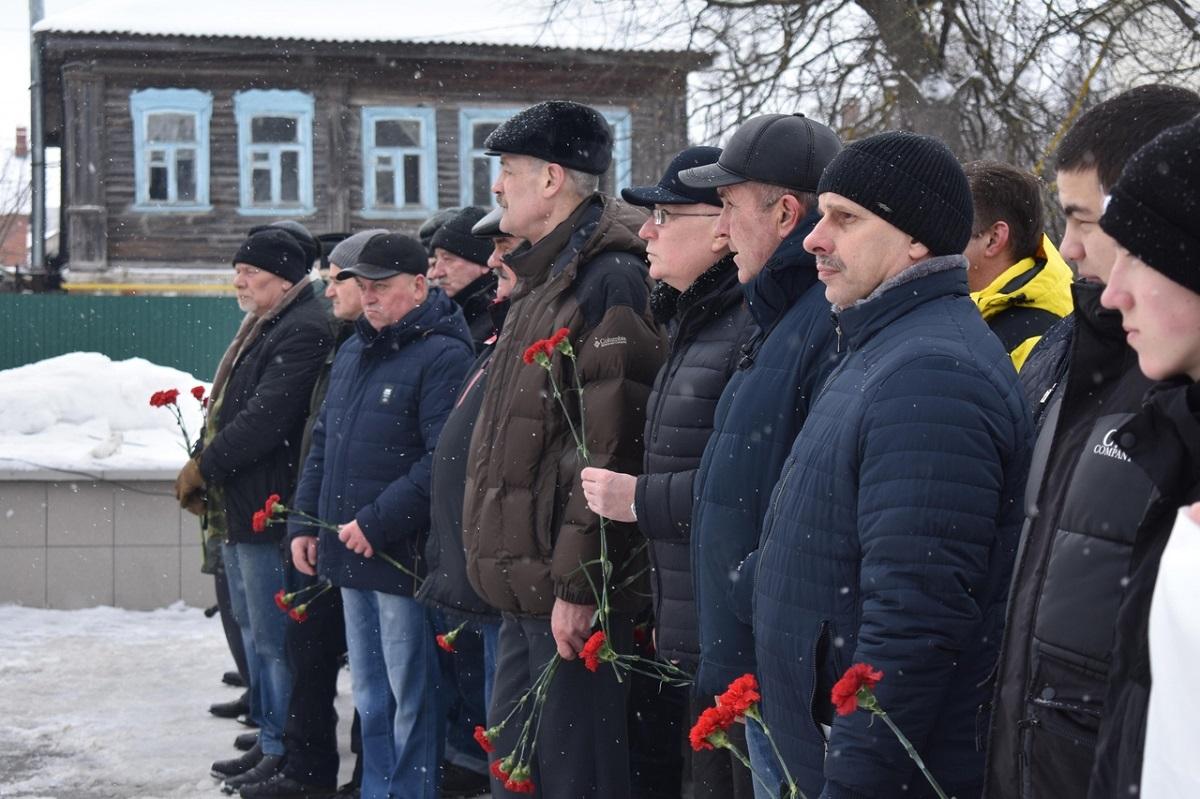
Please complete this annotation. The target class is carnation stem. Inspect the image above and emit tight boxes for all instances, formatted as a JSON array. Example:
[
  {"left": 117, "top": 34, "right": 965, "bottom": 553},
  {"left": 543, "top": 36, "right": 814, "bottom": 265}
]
[
  {"left": 873, "top": 709, "right": 949, "bottom": 799},
  {"left": 721, "top": 739, "right": 786, "bottom": 799},
  {"left": 746, "top": 708, "right": 804, "bottom": 799}
]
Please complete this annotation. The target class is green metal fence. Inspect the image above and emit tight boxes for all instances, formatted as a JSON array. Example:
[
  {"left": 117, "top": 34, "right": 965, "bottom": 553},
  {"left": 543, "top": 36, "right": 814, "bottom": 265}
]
[{"left": 0, "top": 295, "right": 246, "bottom": 378}]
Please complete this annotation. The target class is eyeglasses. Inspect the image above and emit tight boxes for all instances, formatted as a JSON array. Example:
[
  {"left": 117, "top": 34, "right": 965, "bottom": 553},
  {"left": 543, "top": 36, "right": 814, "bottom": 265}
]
[{"left": 652, "top": 208, "right": 721, "bottom": 226}]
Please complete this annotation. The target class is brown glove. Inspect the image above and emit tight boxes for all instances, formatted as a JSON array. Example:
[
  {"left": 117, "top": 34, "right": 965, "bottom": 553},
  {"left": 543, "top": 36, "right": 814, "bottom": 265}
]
[{"left": 175, "top": 457, "right": 205, "bottom": 512}]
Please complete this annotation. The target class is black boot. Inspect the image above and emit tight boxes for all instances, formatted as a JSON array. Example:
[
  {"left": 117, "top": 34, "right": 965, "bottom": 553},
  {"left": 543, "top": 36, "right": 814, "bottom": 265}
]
[
  {"left": 234, "top": 731, "right": 259, "bottom": 751},
  {"left": 223, "top": 754, "right": 285, "bottom": 793},
  {"left": 210, "top": 690, "right": 251, "bottom": 719},
  {"left": 238, "top": 771, "right": 336, "bottom": 799},
  {"left": 212, "top": 743, "right": 262, "bottom": 780},
  {"left": 223, "top": 670, "right": 247, "bottom": 687},
  {"left": 440, "top": 761, "right": 489, "bottom": 798}
]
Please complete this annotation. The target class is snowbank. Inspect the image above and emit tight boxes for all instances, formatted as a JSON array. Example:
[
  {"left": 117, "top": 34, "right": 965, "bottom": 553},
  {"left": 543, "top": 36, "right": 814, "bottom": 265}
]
[
  {"left": 0, "top": 603, "right": 354, "bottom": 797},
  {"left": 0, "top": 353, "right": 209, "bottom": 475}
]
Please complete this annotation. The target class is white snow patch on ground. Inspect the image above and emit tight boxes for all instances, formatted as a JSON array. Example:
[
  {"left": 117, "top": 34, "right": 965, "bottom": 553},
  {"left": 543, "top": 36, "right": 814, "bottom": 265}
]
[
  {"left": 0, "top": 353, "right": 210, "bottom": 474},
  {"left": 0, "top": 603, "right": 353, "bottom": 798}
]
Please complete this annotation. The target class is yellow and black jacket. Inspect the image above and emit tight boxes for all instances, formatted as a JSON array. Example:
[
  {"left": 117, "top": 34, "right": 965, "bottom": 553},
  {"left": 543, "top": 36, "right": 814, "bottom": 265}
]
[{"left": 971, "top": 234, "right": 1074, "bottom": 371}]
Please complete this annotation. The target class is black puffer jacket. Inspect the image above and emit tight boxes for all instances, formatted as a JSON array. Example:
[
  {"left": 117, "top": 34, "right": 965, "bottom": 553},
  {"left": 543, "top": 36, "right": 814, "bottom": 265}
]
[
  {"left": 200, "top": 288, "right": 333, "bottom": 544},
  {"left": 455, "top": 272, "right": 499, "bottom": 354},
  {"left": 984, "top": 281, "right": 1156, "bottom": 799},
  {"left": 634, "top": 256, "right": 754, "bottom": 666}
]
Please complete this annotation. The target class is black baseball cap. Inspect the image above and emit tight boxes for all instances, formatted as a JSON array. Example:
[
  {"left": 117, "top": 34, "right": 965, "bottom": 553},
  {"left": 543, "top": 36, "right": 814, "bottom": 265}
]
[
  {"left": 335, "top": 233, "right": 428, "bottom": 281},
  {"left": 679, "top": 114, "right": 842, "bottom": 192},
  {"left": 621, "top": 146, "right": 723, "bottom": 208}
]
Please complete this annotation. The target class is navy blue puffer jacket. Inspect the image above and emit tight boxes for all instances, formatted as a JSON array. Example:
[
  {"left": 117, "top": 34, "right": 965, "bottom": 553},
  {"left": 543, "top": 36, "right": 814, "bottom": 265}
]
[
  {"left": 289, "top": 288, "right": 474, "bottom": 595},
  {"left": 753, "top": 259, "right": 1032, "bottom": 799},
  {"left": 690, "top": 213, "right": 840, "bottom": 697}
]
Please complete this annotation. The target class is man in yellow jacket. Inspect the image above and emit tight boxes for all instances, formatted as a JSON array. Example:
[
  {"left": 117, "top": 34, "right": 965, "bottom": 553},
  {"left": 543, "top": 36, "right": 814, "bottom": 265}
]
[{"left": 964, "top": 160, "right": 1074, "bottom": 371}]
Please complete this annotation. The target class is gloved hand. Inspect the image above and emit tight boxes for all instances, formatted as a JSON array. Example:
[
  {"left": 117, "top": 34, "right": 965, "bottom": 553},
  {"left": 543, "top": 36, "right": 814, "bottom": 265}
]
[{"left": 175, "top": 457, "right": 205, "bottom": 514}]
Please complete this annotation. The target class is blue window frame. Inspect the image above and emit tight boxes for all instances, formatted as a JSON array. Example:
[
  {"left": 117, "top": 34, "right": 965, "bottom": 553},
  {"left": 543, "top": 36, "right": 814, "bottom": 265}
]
[
  {"left": 233, "top": 90, "right": 314, "bottom": 216},
  {"left": 129, "top": 89, "right": 212, "bottom": 212},
  {"left": 360, "top": 107, "right": 438, "bottom": 219},
  {"left": 458, "top": 105, "right": 633, "bottom": 207}
]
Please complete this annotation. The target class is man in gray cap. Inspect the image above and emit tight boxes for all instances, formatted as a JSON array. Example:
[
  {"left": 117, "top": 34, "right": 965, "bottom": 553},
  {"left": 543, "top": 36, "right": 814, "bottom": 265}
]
[
  {"left": 677, "top": 113, "right": 842, "bottom": 798},
  {"left": 461, "top": 100, "right": 663, "bottom": 799}
]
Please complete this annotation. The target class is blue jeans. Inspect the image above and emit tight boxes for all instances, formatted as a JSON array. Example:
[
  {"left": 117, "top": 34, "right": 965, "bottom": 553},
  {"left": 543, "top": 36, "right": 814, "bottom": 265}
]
[
  {"left": 342, "top": 588, "right": 443, "bottom": 799},
  {"left": 747, "top": 716, "right": 785, "bottom": 799},
  {"left": 223, "top": 541, "right": 292, "bottom": 757}
]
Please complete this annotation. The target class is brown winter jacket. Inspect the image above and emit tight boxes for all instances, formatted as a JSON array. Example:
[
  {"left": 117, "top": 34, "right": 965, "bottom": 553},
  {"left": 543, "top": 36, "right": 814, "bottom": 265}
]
[{"left": 462, "top": 194, "right": 665, "bottom": 617}]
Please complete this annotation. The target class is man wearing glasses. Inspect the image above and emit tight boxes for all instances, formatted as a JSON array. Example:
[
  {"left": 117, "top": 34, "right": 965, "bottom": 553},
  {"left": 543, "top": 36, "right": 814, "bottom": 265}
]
[{"left": 677, "top": 114, "right": 843, "bottom": 799}]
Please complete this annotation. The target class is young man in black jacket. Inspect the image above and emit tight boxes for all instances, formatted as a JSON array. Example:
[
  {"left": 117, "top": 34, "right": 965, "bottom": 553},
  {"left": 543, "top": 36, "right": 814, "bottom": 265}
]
[{"left": 983, "top": 84, "right": 1200, "bottom": 799}]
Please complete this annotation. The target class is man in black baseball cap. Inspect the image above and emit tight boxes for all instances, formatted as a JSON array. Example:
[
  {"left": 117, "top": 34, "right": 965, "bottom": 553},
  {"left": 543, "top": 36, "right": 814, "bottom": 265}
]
[
  {"left": 291, "top": 228, "right": 475, "bottom": 799},
  {"left": 679, "top": 114, "right": 843, "bottom": 798}
]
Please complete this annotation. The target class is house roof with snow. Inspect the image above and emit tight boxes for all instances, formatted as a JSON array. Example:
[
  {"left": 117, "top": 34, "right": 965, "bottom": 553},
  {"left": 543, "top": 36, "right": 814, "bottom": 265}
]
[{"left": 34, "top": 0, "right": 700, "bottom": 56}]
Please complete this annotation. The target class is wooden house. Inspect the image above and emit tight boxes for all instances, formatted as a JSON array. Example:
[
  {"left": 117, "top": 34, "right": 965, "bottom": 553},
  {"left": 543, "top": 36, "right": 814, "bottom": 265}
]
[{"left": 32, "top": 1, "right": 708, "bottom": 283}]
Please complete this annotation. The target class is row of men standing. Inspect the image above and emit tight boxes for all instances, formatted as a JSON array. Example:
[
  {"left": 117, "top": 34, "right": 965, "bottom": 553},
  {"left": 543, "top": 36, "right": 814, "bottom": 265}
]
[{"left": 177, "top": 83, "right": 1200, "bottom": 799}]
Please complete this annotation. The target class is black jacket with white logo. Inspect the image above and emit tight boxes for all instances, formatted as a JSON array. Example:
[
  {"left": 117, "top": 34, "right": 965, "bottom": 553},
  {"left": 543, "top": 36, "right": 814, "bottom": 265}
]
[{"left": 984, "top": 281, "right": 1156, "bottom": 799}]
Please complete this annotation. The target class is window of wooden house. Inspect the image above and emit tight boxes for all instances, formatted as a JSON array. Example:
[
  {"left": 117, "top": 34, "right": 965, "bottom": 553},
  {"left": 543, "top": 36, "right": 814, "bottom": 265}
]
[
  {"left": 129, "top": 89, "right": 212, "bottom": 212},
  {"left": 234, "top": 90, "right": 314, "bottom": 215},
  {"left": 458, "top": 106, "right": 633, "bottom": 208},
  {"left": 360, "top": 107, "right": 437, "bottom": 219}
]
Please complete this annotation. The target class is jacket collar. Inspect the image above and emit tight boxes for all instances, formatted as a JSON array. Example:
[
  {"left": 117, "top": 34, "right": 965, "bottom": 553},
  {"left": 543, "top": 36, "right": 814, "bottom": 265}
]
[
  {"left": 506, "top": 195, "right": 600, "bottom": 294},
  {"left": 743, "top": 209, "right": 821, "bottom": 331},
  {"left": 971, "top": 235, "right": 1075, "bottom": 320},
  {"left": 650, "top": 253, "right": 740, "bottom": 326},
  {"left": 354, "top": 287, "right": 471, "bottom": 353},
  {"left": 834, "top": 255, "right": 969, "bottom": 351},
  {"left": 1119, "top": 378, "right": 1200, "bottom": 497},
  {"left": 454, "top": 271, "right": 499, "bottom": 317}
]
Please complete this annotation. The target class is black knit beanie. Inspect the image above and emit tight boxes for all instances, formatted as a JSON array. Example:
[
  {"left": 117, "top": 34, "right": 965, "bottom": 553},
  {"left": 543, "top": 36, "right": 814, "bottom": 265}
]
[
  {"left": 818, "top": 130, "right": 973, "bottom": 256},
  {"left": 232, "top": 229, "right": 309, "bottom": 284},
  {"left": 247, "top": 220, "right": 323, "bottom": 269},
  {"left": 430, "top": 206, "right": 493, "bottom": 266},
  {"left": 1100, "top": 113, "right": 1200, "bottom": 293}
]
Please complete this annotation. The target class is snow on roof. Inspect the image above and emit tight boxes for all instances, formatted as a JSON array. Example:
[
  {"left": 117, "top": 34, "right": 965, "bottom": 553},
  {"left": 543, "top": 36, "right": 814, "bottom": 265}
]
[{"left": 34, "top": 0, "right": 698, "bottom": 55}]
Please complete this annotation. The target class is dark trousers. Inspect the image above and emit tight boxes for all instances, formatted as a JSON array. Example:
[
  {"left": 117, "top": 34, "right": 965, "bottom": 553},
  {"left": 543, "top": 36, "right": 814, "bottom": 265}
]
[
  {"left": 281, "top": 571, "right": 347, "bottom": 788},
  {"left": 215, "top": 564, "right": 250, "bottom": 681},
  {"left": 629, "top": 673, "right": 685, "bottom": 798},
  {"left": 488, "top": 614, "right": 633, "bottom": 799},
  {"left": 434, "top": 610, "right": 490, "bottom": 774},
  {"left": 689, "top": 692, "right": 754, "bottom": 799}
]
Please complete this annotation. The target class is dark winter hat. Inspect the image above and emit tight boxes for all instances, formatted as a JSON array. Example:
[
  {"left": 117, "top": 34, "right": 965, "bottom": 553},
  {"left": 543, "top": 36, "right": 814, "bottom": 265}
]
[
  {"left": 328, "top": 229, "right": 389, "bottom": 271},
  {"left": 817, "top": 130, "right": 973, "bottom": 256},
  {"left": 484, "top": 100, "right": 613, "bottom": 175},
  {"left": 417, "top": 208, "right": 460, "bottom": 255},
  {"left": 248, "top": 220, "right": 323, "bottom": 269},
  {"left": 430, "top": 206, "right": 493, "bottom": 266},
  {"left": 1100, "top": 114, "right": 1200, "bottom": 293},
  {"left": 471, "top": 206, "right": 508, "bottom": 238},
  {"left": 232, "top": 229, "right": 310, "bottom": 284},
  {"left": 622, "top": 146, "right": 723, "bottom": 208},
  {"left": 679, "top": 114, "right": 842, "bottom": 192},
  {"left": 335, "top": 233, "right": 428, "bottom": 281}
]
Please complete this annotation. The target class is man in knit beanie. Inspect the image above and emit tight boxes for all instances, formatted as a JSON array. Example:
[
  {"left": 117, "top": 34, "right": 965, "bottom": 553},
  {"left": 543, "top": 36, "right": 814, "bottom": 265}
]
[
  {"left": 428, "top": 206, "right": 498, "bottom": 352},
  {"left": 751, "top": 131, "right": 1032, "bottom": 798}
]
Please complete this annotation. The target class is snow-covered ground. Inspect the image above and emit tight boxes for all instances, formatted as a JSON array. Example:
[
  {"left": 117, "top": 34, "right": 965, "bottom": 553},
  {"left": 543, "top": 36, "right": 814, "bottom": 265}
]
[
  {"left": 0, "top": 353, "right": 209, "bottom": 475},
  {"left": 0, "top": 603, "right": 354, "bottom": 798}
]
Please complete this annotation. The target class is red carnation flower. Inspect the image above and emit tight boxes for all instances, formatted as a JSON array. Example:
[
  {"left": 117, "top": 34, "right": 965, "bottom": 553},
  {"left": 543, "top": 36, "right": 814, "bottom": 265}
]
[
  {"left": 251, "top": 510, "right": 269, "bottom": 533},
  {"left": 436, "top": 633, "right": 454, "bottom": 653},
  {"left": 274, "top": 589, "right": 291, "bottom": 612},
  {"left": 505, "top": 777, "right": 535, "bottom": 794},
  {"left": 263, "top": 494, "right": 283, "bottom": 518},
  {"left": 688, "top": 704, "right": 736, "bottom": 751},
  {"left": 191, "top": 385, "right": 206, "bottom": 402},
  {"left": 522, "top": 339, "right": 553, "bottom": 366},
  {"left": 580, "top": 630, "right": 609, "bottom": 672},
  {"left": 473, "top": 724, "right": 495, "bottom": 753},
  {"left": 489, "top": 759, "right": 510, "bottom": 781},
  {"left": 549, "top": 327, "right": 572, "bottom": 355},
  {"left": 149, "top": 389, "right": 180, "bottom": 408},
  {"left": 831, "top": 662, "right": 884, "bottom": 717},
  {"left": 719, "top": 673, "right": 761, "bottom": 718},
  {"left": 288, "top": 605, "right": 309, "bottom": 623}
]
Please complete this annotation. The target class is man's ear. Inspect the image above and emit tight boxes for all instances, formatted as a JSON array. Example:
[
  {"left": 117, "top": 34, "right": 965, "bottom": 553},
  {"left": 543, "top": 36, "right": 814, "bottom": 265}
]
[
  {"left": 985, "top": 220, "right": 1011, "bottom": 258},
  {"left": 907, "top": 238, "right": 931, "bottom": 262},
  {"left": 777, "top": 194, "right": 802, "bottom": 238},
  {"left": 543, "top": 162, "right": 567, "bottom": 199}
]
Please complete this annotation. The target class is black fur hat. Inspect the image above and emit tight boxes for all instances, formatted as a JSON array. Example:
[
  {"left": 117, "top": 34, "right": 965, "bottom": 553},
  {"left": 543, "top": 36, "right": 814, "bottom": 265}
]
[{"left": 485, "top": 101, "right": 613, "bottom": 175}]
